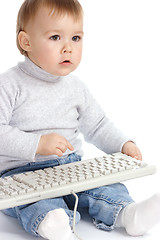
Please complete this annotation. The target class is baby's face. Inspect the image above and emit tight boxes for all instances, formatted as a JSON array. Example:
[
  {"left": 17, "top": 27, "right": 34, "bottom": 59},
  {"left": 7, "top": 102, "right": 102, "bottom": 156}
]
[{"left": 25, "top": 7, "right": 83, "bottom": 76}]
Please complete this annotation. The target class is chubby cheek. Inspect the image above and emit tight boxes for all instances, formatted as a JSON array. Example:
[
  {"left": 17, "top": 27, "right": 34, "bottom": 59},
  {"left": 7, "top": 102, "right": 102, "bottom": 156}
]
[
  {"left": 36, "top": 48, "right": 58, "bottom": 69},
  {"left": 74, "top": 48, "right": 83, "bottom": 66},
  {"left": 31, "top": 39, "right": 55, "bottom": 62},
  {"left": 72, "top": 44, "right": 82, "bottom": 65}
]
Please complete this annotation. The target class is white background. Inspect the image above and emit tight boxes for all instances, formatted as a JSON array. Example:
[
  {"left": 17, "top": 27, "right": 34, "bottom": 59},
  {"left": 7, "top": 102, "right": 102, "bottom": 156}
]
[{"left": 0, "top": 0, "right": 160, "bottom": 239}]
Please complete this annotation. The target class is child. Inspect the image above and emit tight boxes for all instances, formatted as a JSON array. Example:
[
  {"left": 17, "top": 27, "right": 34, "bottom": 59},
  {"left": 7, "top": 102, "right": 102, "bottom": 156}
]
[{"left": 0, "top": 0, "right": 160, "bottom": 239}]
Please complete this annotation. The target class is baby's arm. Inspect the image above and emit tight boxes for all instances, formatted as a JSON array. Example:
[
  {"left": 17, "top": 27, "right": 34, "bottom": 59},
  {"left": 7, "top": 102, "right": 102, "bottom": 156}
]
[
  {"left": 122, "top": 141, "right": 142, "bottom": 160},
  {"left": 36, "top": 133, "right": 74, "bottom": 157}
]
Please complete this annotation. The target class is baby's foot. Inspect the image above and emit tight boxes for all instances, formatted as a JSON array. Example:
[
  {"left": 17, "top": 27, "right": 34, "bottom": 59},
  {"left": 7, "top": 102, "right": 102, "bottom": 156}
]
[
  {"left": 116, "top": 193, "right": 160, "bottom": 236},
  {"left": 38, "top": 208, "right": 74, "bottom": 240}
]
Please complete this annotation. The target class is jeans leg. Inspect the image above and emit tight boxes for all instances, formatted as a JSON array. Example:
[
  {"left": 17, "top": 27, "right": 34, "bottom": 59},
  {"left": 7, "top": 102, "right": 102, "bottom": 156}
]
[
  {"left": 65, "top": 183, "right": 134, "bottom": 231},
  {"left": 2, "top": 197, "right": 81, "bottom": 237},
  {"left": 1, "top": 154, "right": 82, "bottom": 236}
]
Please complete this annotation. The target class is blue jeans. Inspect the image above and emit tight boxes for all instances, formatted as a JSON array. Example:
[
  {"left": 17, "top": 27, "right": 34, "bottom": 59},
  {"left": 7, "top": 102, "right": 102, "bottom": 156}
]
[{"left": 1, "top": 153, "right": 134, "bottom": 237}]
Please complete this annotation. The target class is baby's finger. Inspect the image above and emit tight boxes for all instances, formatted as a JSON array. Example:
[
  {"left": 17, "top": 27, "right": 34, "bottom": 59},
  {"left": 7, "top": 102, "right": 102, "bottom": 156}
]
[
  {"left": 55, "top": 148, "right": 63, "bottom": 157},
  {"left": 58, "top": 142, "right": 68, "bottom": 153},
  {"left": 134, "top": 152, "right": 142, "bottom": 161},
  {"left": 60, "top": 136, "right": 74, "bottom": 151},
  {"left": 67, "top": 141, "right": 74, "bottom": 151}
]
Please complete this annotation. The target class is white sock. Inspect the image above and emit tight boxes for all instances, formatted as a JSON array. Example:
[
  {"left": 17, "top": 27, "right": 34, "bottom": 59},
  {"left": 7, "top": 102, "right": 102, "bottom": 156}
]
[
  {"left": 116, "top": 193, "right": 160, "bottom": 236},
  {"left": 38, "top": 208, "right": 74, "bottom": 240}
]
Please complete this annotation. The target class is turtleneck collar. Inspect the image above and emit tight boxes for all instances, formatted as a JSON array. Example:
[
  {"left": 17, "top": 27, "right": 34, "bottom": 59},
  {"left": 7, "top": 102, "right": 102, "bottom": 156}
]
[{"left": 18, "top": 57, "right": 62, "bottom": 83}]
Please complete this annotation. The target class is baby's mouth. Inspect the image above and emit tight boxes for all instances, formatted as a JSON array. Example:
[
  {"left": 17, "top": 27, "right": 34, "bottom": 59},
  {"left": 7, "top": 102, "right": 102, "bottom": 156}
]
[{"left": 60, "top": 60, "right": 72, "bottom": 65}]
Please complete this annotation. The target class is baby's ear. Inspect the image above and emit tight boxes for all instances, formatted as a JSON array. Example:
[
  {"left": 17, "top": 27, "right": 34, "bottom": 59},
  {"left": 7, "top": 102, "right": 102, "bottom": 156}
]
[{"left": 18, "top": 31, "right": 31, "bottom": 53}]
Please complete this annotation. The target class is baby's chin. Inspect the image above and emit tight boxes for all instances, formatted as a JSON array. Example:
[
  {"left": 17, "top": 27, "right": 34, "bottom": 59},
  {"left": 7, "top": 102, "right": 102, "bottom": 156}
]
[{"left": 51, "top": 68, "right": 76, "bottom": 77}]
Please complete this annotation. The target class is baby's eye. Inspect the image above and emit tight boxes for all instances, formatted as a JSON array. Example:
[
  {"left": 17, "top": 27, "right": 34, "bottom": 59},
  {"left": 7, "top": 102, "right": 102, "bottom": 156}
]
[
  {"left": 50, "top": 35, "right": 60, "bottom": 41},
  {"left": 72, "top": 36, "right": 81, "bottom": 42}
]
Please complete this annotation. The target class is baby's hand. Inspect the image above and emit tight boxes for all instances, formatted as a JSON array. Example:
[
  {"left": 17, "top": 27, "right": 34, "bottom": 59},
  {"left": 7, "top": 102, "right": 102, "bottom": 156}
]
[
  {"left": 36, "top": 133, "right": 74, "bottom": 157},
  {"left": 121, "top": 141, "right": 142, "bottom": 160}
]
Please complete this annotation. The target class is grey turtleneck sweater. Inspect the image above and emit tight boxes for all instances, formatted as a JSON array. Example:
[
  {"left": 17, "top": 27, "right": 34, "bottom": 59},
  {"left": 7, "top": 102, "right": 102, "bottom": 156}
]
[{"left": 0, "top": 57, "right": 130, "bottom": 172}]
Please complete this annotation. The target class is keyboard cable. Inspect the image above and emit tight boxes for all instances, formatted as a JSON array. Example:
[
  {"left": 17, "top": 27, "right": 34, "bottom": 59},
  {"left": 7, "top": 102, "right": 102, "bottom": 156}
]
[{"left": 71, "top": 191, "right": 83, "bottom": 240}]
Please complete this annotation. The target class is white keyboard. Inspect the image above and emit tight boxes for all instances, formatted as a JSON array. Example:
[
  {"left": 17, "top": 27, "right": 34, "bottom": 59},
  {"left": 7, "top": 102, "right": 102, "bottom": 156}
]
[{"left": 0, "top": 153, "right": 156, "bottom": 210}]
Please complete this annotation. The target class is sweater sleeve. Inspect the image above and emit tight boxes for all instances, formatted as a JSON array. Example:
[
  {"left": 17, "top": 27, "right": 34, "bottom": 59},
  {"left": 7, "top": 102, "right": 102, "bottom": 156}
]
[
  {"left": 0, "top": 83, "right": 41, "bottom": 161},
  {"left": 78, "top": 84, "right": 132, "bottom": 154}
]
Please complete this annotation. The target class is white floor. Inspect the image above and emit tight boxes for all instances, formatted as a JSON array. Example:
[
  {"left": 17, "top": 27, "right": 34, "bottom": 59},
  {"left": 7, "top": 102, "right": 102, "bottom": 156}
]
[
  {"left": 0, "top": 198, "right": 160, "bottom": 240},
  {"left": 0, "top": 158, "right": 160, "bottom": 240},
  {"left": 0, "top": 207, "right": 160, "bottom": 240}
]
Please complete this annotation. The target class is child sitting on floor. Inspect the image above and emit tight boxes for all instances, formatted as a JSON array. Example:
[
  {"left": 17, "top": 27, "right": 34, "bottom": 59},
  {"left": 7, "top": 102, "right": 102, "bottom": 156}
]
[{"left": 0, "top": 0, "right": 160, "bottom": 239}]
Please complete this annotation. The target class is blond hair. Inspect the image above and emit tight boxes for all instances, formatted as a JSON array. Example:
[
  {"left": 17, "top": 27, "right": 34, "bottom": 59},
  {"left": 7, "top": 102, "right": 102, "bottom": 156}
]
[{"left": 16, "top": 0, "right": 83, "bottom": 55}]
